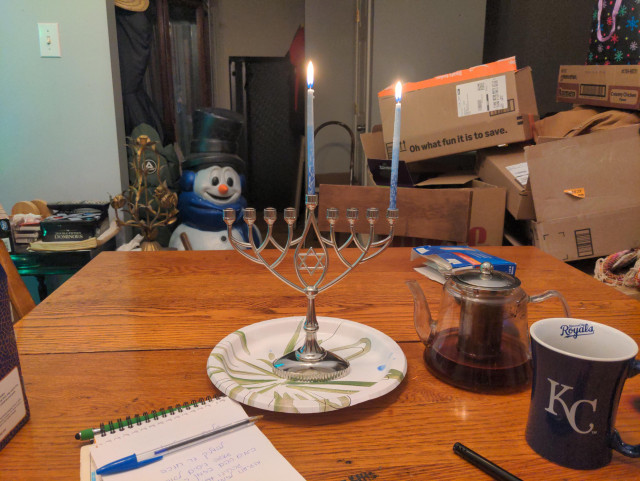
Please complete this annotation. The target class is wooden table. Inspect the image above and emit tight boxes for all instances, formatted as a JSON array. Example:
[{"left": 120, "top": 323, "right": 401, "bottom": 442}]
[{"left": 3, "top": 247, "right": 640, "bottom": 480}]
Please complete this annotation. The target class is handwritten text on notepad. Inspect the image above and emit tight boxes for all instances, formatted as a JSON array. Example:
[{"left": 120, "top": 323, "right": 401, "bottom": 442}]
[{"left": 159, "top": 441, "right": 262, "bottom": 481}]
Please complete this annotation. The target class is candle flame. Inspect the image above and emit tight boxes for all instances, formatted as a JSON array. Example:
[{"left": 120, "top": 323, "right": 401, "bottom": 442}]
[
  {"left": 395, "top": 81, "right": 402, "bottom": 102},
  {"left": 307, "top": 61, "right": 314, "bottom": 89}
]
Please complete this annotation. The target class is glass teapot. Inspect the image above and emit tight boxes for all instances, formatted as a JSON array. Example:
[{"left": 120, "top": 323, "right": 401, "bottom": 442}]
[{"left": 407, "top": 262, "right": 570, "bottom": 393}]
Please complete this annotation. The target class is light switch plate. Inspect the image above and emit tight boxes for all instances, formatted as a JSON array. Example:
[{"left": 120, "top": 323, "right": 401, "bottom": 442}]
[{"left": 38, "top": 23, "right": 61, "bottom": 57}]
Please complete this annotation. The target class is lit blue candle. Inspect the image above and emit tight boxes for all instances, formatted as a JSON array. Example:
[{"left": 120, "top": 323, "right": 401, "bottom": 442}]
[
  {"left": 389, "top": 81, "right": 402, "bottom": 210},
  {"left": 306, "top": 61, "right": 315, "bottom": 196}
]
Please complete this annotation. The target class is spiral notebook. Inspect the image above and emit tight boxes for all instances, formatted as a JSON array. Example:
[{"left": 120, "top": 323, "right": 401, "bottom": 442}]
[{"left": 80, "top": 396, "right": 305, "bottom": 481}]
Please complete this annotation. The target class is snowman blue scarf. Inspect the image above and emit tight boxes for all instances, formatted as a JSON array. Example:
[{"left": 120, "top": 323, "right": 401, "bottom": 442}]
[{"left": 177, "top": 191, "right": 255, "bottom": 242}]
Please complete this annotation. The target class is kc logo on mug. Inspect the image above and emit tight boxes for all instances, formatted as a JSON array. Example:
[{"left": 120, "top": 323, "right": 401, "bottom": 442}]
[{"left": 545, "top": 378, "right": 597, "bottom": 434}]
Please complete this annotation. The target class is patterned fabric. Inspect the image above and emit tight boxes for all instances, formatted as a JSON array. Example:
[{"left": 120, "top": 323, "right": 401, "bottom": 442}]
[
  {"left": 0, "top": 266, "right": 30, "bottom": 451},
  {"left": 595, "top": 248, "right": 640, "bottom": 287},
  {"left": 588, "top": 0, "right": 640, "bottom": 64}
]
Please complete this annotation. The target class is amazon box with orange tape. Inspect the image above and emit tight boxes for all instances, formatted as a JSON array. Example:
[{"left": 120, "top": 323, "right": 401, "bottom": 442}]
[
  {"left": 377, "top": 57, "right": 539, "bottom": 162},
  {"left": 525, "top": 125, "right": 640, "bottom": 261}
]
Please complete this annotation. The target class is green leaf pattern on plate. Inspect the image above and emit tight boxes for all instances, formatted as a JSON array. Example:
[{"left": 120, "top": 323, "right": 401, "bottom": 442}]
[{"left": 208, "top": 317, "right": 406, "bottom": 413}]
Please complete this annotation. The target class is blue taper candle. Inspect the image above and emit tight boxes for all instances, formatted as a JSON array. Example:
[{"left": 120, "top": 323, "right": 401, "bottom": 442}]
[
  {"left": 306, "top": 61, "right": 316, "bottom": 195},
  {"left": 389, "top": 81, "right": 402, "bottom": 210}
]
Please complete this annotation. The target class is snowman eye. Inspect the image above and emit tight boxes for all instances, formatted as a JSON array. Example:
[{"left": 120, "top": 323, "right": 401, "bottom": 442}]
[
  {"left": 211, "top": 176, "right": 219, "bottom": 186},
  {"left": 227, "top": 177, "right": 234, "bottom": 187}
]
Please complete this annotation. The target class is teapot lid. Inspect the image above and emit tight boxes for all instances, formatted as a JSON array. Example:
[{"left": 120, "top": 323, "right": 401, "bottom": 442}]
[{"left": 452, "top": 262, "right": 520, "bottom": 291}]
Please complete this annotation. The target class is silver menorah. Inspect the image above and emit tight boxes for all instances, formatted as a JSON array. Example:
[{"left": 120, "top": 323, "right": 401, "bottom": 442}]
[{"left": 223, "top": 194, "right": 398, "bottom": 382}]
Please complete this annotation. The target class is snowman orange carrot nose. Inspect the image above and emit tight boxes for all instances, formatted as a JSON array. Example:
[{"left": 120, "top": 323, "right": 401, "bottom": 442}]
[{"left": 219, "top": 184, "right": 229, "bottom": 195}]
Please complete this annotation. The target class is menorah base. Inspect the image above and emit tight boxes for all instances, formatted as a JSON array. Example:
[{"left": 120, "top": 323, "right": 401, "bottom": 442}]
[{"left": 272, "top": 349, "right": 350, "bottom": 382}]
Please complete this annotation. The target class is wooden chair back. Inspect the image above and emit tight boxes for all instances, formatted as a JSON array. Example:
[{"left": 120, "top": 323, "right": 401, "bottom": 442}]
[
  {"left": 317, "top": 184, "right": 472, "bottom": 243},
  {"left": 0, "top": 243, "right": 35, "bottom": 321}
]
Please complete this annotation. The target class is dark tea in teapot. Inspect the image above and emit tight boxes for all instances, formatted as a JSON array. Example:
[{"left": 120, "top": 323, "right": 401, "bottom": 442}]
[
  {"left": 424, "top": 327, "right": 532, "bottom": 392},
  {"left": 408, "top": 262, "right": 570, "bottom": 393}
]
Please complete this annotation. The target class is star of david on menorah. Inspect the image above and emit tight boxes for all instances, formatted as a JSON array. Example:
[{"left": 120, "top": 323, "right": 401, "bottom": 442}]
[{"left": 223, "top": 62, "right": 403, "bottom": 382}]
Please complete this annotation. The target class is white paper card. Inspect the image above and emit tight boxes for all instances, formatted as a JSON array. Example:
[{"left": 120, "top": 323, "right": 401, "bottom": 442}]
[
  {"left": 456, "top": 75, "right": 508, "bottom": 117},
  {"left": 414, "top": 266, "right": 447, "bottom": 285},
  {"left": 90, "top": 397, "right": 304, "bottom": 481},
  {"left": 506, "top": 162, "right": 529, "bottom": 187},
  {"left": 0, "top": 367, "right": 27, "bottom": 442}
]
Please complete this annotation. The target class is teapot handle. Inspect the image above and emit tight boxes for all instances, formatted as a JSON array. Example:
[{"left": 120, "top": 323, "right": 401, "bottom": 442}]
[
  {"left": 529, "top": 290, "right": 571, "bottom": 317},
  {"left": 406, "top": 280, "right": 436, "bottom": 345}
]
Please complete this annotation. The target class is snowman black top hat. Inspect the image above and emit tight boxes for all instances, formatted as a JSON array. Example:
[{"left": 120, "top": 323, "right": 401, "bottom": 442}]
[{"left": 182, "top": 108, "right": 246, "bottom": 173}]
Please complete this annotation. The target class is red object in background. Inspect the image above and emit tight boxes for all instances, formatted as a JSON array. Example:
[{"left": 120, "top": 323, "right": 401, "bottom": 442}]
[{"left": 468, "top": 227, "right": 487, "bottom": 246}]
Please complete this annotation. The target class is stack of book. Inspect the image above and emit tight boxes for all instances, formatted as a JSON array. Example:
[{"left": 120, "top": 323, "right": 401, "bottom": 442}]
[{"left": 10, "top": 214, "right": 42, "bottom": 251}]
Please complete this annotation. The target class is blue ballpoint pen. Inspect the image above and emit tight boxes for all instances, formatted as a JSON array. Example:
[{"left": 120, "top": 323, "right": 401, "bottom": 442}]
[{"left": 96, "top": 415, "right": 263, "bottom": 476}]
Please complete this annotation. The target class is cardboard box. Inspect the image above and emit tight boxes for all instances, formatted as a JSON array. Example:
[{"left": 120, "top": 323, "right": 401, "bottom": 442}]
[
  {"left": 377, "top": 57, "right": 538, "bottom": 162},
  {"left": 360, "top": 131, "right": 506, "bottom": 246},
  {"left": 476, "top": 145, "right": 535, "bottom": 220},
  {"left": 525, "top": 125, "right": 640, "bottom": 261},
  {"left": 317, "top": 184, "right": 471, "bottom": 242},
  {"left": 557, "top": 64, "right": 640, "bottom": 110},
  {"left": 362, "top": 129, "right": 477, "bottom": 183},
  {"left": 464, "top": 180, "right": 507, "bottom": 246}
]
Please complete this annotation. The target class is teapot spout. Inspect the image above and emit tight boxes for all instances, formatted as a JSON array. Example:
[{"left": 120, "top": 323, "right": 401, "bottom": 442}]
[{"left": 406, "top": 280, "right": 435, "bottom": 345}]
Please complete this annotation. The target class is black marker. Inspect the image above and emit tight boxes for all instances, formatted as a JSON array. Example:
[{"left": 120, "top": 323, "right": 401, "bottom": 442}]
[{"left": 453, "top": 442, "right": 522, "bottom": 481}]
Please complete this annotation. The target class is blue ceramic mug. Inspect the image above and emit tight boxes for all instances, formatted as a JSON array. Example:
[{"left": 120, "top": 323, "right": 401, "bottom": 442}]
[{"left": 525, "top": 318, "right": 640, "bottom": 470}]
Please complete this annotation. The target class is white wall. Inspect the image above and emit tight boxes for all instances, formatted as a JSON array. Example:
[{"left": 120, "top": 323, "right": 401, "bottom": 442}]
[
  {"left": 211, "top": 0, "right": 305, "bottom": 109},
  {"left": 306, "top": 0, "right": 357, "bottom": 177},
  {"left": 0, "top": 0, "right": 126, "bottom": 212},
  {"left": 370, "top": 0, "right": 486, "bottom": 127},
  {"left": 304, "top": 0, "right": 486, "bottom": 177}
]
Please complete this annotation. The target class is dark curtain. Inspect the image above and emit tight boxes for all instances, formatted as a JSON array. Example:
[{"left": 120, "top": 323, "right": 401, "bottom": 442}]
[{"left": 116, "top": 4, "right": 165, "bottom": 142}]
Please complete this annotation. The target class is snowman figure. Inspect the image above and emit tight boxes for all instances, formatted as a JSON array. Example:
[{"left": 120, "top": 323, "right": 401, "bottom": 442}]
[
  {"left": 168, "top": 108, "right": 257, "bottom": 250},
  {"left": 168, "top": 162, "right": 255, "bottom": 250}
]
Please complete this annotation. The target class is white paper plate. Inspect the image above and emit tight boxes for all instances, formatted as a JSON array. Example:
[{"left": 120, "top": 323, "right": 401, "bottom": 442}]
[{"left": 207, "top": 316, "right": 407, "bottom": 413}]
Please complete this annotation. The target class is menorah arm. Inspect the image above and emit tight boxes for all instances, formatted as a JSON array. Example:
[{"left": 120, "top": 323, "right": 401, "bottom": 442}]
[
  {"left": 319, "top": 219, "right": 364, "bottom": 254},
  {"left": 227, "top": 225, "right": 262, "bottom": 264},
  {"left": 266, "top": 222, "right": 295, "bottom": 253},
  {"left": 317, "top": 235, "right": 372, "bottom": 293},
  {"left": 256, "top": 248, "right": 306, "bottom": 293},
  {"left": 261, "top": 224, "right": 295, "bottom": 270},
  {"left": 350, "top": 223, "right": 369, "bottom": 252},
  {"left": 325, "top": 226, "right": 359, "bottom": 269},
  {"left": 320, "top": 227, "right": 357, "bottom": 254},
  {"left": 361, "top": 227, "right": 395, "bottom": 262}
]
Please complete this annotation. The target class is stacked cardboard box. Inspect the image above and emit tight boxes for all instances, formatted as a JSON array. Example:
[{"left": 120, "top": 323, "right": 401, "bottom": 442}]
[
  {"left": 473, "top": 65, "right": 640, "bottom": 261},
  {"left": 356, "top": 58, "right": 640, "bottom": 261},
  {"left": 525, "top": 125, "right": 640, "bottom": 261},
  {"left": 354, "top": 57, "right": 540, "bottom": 247}
]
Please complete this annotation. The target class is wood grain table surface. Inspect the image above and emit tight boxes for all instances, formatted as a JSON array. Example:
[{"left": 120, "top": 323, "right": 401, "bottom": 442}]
[{"left": 3, "top": 246, "right": 640, "bottom": 480}]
